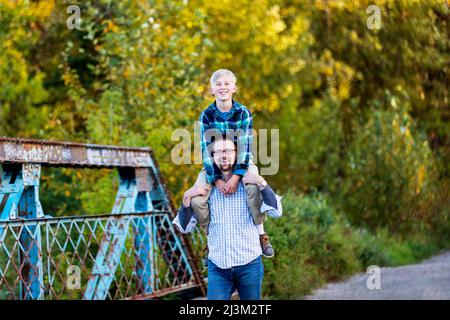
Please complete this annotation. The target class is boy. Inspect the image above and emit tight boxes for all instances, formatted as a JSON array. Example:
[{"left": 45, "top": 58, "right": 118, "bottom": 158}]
[{"left": 183, "top": 69, "right": 274, "bottom": 262}]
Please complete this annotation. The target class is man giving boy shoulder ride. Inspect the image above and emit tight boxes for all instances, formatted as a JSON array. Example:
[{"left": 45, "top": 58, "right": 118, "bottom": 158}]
[{"left": 182, "top": 69, "right": 275, "bottom": 265}]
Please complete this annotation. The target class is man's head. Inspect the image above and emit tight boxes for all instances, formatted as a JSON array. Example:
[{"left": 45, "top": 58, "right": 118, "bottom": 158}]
[
  {"left": 211, "top": 137, "right": 237, "bottom": 174},
  {"left": 209, "top": 69, "right": 237, "bottom": 102}
]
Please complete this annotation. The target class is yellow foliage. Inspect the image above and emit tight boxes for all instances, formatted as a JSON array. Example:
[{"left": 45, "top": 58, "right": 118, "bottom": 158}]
[
  {"left": 416, "top": 164, "right": 426, "bottom": 195},
  {"left": 103, "top": 20, "right": 119, "bottom": 33}
]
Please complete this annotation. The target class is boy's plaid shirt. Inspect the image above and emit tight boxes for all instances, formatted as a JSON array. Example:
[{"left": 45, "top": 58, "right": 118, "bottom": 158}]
[{"left": 199, "top": 100, "right": 253, "bottom": 184}]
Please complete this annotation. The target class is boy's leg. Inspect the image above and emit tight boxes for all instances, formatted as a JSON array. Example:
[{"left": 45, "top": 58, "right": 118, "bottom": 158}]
[
  {"left": 256, "top": 223, "right": 265, "bottom": 235},
  {"left": 190, "top": 168, "right": 213, "bottom": 234},
  {"left": 191, "top": 168, "right": 213, "bottom": 268},
  {"left": 243, "top": 161, "right": 266, "bottom": 225},
  {"left": 244, "top": 161, "right": 274, "bottom": 258}
]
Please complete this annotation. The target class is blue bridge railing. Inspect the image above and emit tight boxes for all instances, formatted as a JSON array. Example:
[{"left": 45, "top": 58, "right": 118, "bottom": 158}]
[
  {"left": 0, "top": 211, "right": 204, "bottom": 299},
  {"left": 0, "top": 137, "right": 205, "bottom": 300}
]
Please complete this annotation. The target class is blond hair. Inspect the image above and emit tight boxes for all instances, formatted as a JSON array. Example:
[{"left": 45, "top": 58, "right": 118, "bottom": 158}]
[{"left": 209, "top": 69, "right": 237, "bottom": 86}]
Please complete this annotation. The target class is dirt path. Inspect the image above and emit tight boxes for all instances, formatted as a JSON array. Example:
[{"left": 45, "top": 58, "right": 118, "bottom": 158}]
[{"left": 305, "top": 250, "right": 450, "bottom": 300}]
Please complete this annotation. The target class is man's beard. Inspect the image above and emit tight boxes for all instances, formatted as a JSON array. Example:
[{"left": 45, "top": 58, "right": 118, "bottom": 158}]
[{"left": 219, "top": 163, "right": 232, "bottom": 172}]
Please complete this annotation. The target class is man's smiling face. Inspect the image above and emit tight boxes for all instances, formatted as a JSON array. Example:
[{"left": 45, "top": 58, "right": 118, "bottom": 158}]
[
  {"left": 210, "top": 75, "right": 237, "bottom": 102},
  {"left": 212, "top": 139, "right": 236, "bottom": 173}
]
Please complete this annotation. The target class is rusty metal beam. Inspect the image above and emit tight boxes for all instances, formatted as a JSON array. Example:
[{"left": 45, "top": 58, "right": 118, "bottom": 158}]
[{"left": 0, "top": 137, "right": 153, "bottom": 168}]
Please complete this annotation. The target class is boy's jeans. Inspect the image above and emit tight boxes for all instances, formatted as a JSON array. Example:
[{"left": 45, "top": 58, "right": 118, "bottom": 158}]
[
  {"left": 191, "top": 161, "right": 266, "bottom": 233},
  {"left": 207, "top": 256, "right": 264, "bottom": 300}
]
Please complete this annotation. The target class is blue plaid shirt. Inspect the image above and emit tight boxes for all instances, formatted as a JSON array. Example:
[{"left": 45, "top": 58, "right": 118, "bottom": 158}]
[{"left": 199, "top": 100, "right": 253, "bottom": 184}]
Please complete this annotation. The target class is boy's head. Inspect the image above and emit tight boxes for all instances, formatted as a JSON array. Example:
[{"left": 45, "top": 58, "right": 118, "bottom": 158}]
[{"left": 209, "top": 69, "right": 237, "bottom": 102}]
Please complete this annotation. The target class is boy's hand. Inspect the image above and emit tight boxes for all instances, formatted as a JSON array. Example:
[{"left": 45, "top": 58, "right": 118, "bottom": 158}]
[
  {"left": 225, "top": 174, "right": 241, "bottom": 194},
  {"left": 242, "top": 173, "right": 265, "bottom": 188},
  {"left": 214, "top": 179, "right": 228, "bottom": 195},
  {"left": 183, "top": 185, "right": 209, "bottom": 207}
]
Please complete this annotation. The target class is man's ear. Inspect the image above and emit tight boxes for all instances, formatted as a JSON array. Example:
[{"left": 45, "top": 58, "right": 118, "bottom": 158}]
[{"left": 210, "top": 86, "right": 215, "bottom": 96}]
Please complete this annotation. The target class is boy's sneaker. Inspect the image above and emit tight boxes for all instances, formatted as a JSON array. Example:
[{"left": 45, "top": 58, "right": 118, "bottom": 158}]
[{"left": 259, "top": 233, "right": 274, "bottom": 258}]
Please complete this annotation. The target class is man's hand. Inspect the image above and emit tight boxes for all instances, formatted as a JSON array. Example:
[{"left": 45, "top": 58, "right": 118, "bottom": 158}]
[
  {"left": 183, "top": 185, "right": 209, "bottom": 207},
  {"left": 214, "top": 179, "right": 228, "bottom": 195},
  {"left": 242, "top": 173, "right": 266, "bottom": 188},
  {"left": 224, "top": 174, "right": 241, "bottom": 194}
]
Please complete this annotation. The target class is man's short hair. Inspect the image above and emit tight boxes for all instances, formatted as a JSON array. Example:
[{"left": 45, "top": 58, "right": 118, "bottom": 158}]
[{"left": 210, "top": 69, "right": 237, "bottom": 87}]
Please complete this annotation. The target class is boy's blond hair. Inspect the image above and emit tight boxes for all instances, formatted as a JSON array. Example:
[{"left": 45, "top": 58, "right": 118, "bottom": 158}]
[{"left": 209, "top": 69, "right": 237, "bottom": 87}]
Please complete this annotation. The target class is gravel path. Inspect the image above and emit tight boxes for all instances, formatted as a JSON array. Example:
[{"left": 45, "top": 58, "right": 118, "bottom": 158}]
[{"left": 305, "top": 250, "right": 450, "bottom": 300}]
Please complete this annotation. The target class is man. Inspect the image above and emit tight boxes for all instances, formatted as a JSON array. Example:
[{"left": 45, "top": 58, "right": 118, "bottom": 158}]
[
  {"left": 173, "top": 136, "right": 282, "bottom": 300},
  {"left": 188, "top": 69, "right": 274, "bottom": 258}
]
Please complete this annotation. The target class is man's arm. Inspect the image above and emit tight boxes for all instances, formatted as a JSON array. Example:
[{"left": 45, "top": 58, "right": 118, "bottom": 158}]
[
  {"left": 172, "top": 205, "right": 197, "bottom": 234},
  {"left": 233, "top": 108, "right": 253, "bottom": 177},
  {"left": 200, "top": 112, "right": 223, "bottom": 184},
  {"left": 242, "top": 173, "right": 283, "bottom": 218},
  {"left": 259, "top": 183, "right": 283, "bottom": 218}
]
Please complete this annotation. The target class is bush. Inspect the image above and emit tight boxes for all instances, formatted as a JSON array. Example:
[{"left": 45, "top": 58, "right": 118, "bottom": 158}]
[
  {"left": 340, "top": 108, "right": 439, "bottom": 234},
  {"left": 353, "top": 228, "right": 392, "bottom": 268},
  {"left": 263, "top": 191, "right": 361, "bottom": 299}
]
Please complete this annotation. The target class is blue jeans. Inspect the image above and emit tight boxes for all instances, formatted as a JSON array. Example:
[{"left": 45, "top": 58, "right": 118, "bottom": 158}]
[{"left": 207, "top": 256, "right": 264, "bottom": 300}]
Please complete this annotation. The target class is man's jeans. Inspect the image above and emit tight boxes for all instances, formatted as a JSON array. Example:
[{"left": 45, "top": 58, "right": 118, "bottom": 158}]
[{"left": 207, "top": 256, "right": 264, "bottom": 300}]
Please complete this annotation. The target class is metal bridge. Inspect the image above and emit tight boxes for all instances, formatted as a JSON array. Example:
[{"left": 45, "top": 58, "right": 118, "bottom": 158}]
[{"left": 0, "top": 137, "right": 205, "bottom": 300}]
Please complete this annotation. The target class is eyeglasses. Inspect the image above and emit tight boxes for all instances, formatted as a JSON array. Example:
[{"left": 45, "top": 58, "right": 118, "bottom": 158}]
[{"left": 213, "top": 148, "right": 236, "bottom": 156}]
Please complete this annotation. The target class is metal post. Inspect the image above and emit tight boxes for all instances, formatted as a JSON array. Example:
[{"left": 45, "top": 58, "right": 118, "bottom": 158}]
[
  {"left": 84, "top": 168, "right": 138, "bottom": 299},
  {"left": 18, "top": 164, "right": 44, "bottom": 300},
  {"left": 133, "top": 191, "right": 154, "bottom": 294}
]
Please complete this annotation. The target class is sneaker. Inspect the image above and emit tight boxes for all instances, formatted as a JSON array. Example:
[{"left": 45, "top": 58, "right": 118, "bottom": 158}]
[{"left": 259, "top": 233, "right": 274, "bottom": 258}]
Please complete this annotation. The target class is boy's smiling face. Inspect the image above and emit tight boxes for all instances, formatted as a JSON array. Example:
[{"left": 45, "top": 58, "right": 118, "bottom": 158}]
[{"left": 210, "top": 75, "right": 237, "bottom": 102}]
